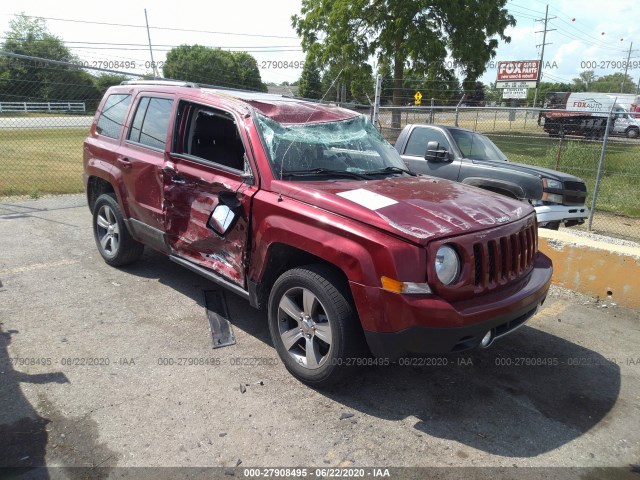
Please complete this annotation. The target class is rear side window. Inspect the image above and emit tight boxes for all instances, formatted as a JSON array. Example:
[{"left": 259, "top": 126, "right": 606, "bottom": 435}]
[
  {"left": 128, "top": 97, "right": 174, "bottom": 150},
  {"left": 96, "top": 94, "right": 131, "bottom": 139},
  {"left": 404, "top": 128, "right": 450, "bottom": 156}
]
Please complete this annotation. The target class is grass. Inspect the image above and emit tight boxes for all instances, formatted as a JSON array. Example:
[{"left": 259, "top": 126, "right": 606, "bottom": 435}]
[
  {"left": 378, "top": 108, "right": 640, "bottom": 218},
  {"left": 487, "top": 133, "right": 640, "bottom": 217},
  {"left": 0, "top": 128, "right": 87, "bottom": 196},
  {"left": 2, "top": 123, "right": 639, "bottom": 219}
]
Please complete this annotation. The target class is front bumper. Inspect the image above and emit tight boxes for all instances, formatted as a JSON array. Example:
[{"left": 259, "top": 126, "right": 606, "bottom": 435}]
[
  {"left": 535, "top": 204, "right": 589, "bottom": 227},
  {"left": 351, "top": 254, "right": 552, "bottom": 359}
]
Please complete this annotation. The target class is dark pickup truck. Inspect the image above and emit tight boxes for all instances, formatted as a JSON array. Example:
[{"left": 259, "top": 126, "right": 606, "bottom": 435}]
[{"left": 395, "top": 124, "right": 590, "bottom": 229}]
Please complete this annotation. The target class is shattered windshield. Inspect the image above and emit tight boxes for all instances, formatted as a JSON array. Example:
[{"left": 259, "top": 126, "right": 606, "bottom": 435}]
[
  {"left": 255, "top": 113, "right": 409, "bottom": 179},
  {"left": 450, "top": 129, "right": 508, "bottom": 162}
]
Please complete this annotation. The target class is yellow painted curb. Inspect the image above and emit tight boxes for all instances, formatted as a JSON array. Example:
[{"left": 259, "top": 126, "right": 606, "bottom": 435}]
[{"left": 538, "top": 229, "right": 640, "bottom": 309}]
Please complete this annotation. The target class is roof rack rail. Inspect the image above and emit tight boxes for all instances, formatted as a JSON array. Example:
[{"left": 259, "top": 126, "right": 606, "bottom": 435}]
[
  {"left": 120, "top": 79, "right": 198, "bottom": 87},
  {"left": 119, "top": 79, "right": 273, "bottom": 95}
]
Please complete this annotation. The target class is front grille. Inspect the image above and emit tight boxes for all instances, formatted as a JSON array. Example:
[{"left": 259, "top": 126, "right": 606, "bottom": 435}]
[
  {"left": 472, "top": 221, "right": 537, "bottom": 290},
  {"left": 563, "top": 181, "right": 587, "bottom": 206},
  {"left": 564, "top": 181, "right": 587, "bottom": 192}
]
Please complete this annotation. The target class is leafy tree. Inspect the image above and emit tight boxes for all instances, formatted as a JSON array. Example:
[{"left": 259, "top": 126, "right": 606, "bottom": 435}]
[
  {"left": 292, "top": 0, "right": 515, "bottom": 127},
  {"left": 572, "top": 70, "right": 597, "bottom": 91},
  {"left": 93, "top": 73, "right": 130, "bottom": 96},
  {"left": 162, "top": 45, "right": 267, "bottom": 91},
  {"left": 590, "top": 72, "right": 636, "bottom": 94},
  {"left": 0, "top": 14, "right": 98, "bottom": 104},
  {"left": 525, "top": 82, "right": 573, "bottom": 105},
  {"left": 298, "top": 55, "right": 323, "bottom": 99},
  {"left": 232, "top": 52, "right": 267, "bottom": 92}
]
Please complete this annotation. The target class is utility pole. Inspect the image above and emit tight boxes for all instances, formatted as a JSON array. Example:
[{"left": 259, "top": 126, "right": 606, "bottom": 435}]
[
  {"left": 144, "top": 9, "right": 159, "bottom": 79},
  {"left": 621, "top": 42, "right": 633, "bottom": 93},
  {"left": 533, "top": 5, "right": 556, "bottom": 107}
]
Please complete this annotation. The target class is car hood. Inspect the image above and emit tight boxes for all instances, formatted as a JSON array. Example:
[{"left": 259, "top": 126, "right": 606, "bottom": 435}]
[
  {"left": 273, "top": 176, "right": 532, "bottom": 245},
  {"left": 479, "top": 159, "right": 586, "bottom": 184}
]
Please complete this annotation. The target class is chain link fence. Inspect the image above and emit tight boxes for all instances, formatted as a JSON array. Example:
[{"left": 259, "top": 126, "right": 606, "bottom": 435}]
[
  {"left": 0, "top": 58, "right": 638, "bottom": 241},
  {"left": 376, "top": 106, "right": 640, "bottom": 241}
]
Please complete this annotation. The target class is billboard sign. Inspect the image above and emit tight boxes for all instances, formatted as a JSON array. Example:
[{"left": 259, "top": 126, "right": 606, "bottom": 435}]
[{"left": 497, "top": 60, "right": 540, "bottom": 83}]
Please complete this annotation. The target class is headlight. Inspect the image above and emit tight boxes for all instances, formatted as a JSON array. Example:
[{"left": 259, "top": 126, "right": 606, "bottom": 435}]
[
  {"left": 542, "top": 178, "right": 562, "bottom": 190},
  {"left": 435, "top": 245, "right": 460, "bottom": 285}
]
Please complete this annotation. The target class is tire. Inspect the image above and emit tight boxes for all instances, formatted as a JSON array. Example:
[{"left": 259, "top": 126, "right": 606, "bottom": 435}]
[
  {"left": 627, "top": 128, "right": 639, "bottom": 139},
  {"left": 542, "top": 222, "right": 560, "bottom": 231},
  {"left": 92, "top": 193, "right": 144, "bottom": 267},
  {"left": 267, "top": 265, "right": 367, "bottom": 386}
]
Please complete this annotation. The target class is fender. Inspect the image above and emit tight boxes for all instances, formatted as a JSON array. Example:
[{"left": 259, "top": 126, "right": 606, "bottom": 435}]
[
  {"left": 248, "top": 194, "right": 427, "bottom": 288},
  {"left": 461, "top": 177, "right": 527, "bottom": 200}
]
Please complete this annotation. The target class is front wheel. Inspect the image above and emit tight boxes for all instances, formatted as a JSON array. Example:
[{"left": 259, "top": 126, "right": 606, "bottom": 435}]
[
  {"left": 267, "top": 265, "right": 367, "bottom": 386},
  {"left": 627, "top": 128, "right": 639, "bottom": 139},
  {"left": 93, "top": 193, "right": 144, "bottom": 267}
]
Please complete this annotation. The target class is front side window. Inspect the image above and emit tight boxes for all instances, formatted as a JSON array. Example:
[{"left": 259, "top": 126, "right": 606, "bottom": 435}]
[
  {"left": 176, "top": 103, "right": 246, "bottom": 171},
  {"left": 404, "top": 128, "right": 451, "bottom": 156},
  {"left": 450, "top": 130, "right": 507, "bottom": 161},
  {"left": 96, "top": 94, "right": 131, "bottom": 139},
  {"left": 256, "top": 114, "right": 407, "bottom": 180},
  {"left": 128, "top": 97, "right": 173, "bottom": 150}
]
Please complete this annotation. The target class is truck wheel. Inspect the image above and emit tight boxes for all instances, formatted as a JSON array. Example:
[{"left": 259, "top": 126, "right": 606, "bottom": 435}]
[
  {"left": 93, "top": 193, "right": 144, "bottom": 267},
  {"left": 627, "top": 128, "right": 639, "bottom": 139},
  {"left": 542, "top": 222, "right": 560, "bottom": 231},
  {"left": 268, "top": 265, "right": 366, "bottom": 386}
]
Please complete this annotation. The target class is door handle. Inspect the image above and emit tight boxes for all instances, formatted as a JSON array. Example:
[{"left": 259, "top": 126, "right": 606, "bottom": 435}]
[{"left": 117, "top": 156, "right": 132, "bottom": 170}]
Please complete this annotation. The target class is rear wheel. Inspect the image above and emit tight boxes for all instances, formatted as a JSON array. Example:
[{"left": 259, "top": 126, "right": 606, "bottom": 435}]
[
  {"left": 627, "top": 128, "right": 639, "bottom": 139},
  {"left": 268, "top": 265, "right": 367, "bottom": 386},
  {"left": 93, "top": 193, "right": 144, "bottom": 267}
]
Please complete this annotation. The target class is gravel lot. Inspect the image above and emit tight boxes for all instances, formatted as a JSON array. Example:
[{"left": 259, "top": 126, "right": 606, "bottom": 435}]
[{"left": 1, "top": 195, "right": 639, "bottom": 480}]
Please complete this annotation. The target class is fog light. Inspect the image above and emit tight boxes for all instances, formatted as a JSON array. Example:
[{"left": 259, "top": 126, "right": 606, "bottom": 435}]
[{"left": 480, "top": 330, "right": 493, "bottom": 348}]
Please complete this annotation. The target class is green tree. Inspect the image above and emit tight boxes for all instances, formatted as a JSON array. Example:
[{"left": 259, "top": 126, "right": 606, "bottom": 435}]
[
  {"left": 590, "top": 72, "right": 636, "bottom": 94},
  {"left": 232, "top": 52, "right": 267, "bottom": 92},
  {"left": 572, "top": 70, "right": 597, "bottom": 91},
  {"left": 525, "top": 81, "right": 573, "bottom": 105},
  {"left": 292, "top": 0, "right": 515, "bottom": 127},
  {"left": 162, "top": 45, "right": 266, "bottom": 91},
  {"left": 298, "top": 55, "right": 323, "bottom": 99},
  {"left": 0, "top": 14, "right": 98, "bottom": 104},
  {"left": 93, "top": 73, "right": 130, "bottom": 96}
]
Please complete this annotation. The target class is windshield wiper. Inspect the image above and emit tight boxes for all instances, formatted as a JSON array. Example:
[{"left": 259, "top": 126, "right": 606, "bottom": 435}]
[
  {"left": 281, "top": 168, "right": 370, "bottom": 180},
  {"left": 362, "top": 166, "right": 417, "bottom": 177}
]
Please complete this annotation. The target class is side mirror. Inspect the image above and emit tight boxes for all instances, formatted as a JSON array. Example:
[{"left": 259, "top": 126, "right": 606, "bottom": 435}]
[
  {"left": 425, "top": 141, "right": 450, "bottom": 162},
  {"left": 207, "top": 194, "right": 242, "bottom": 236}
]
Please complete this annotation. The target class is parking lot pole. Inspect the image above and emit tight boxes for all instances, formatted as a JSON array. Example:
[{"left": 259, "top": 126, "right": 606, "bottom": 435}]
[
  {"left": 588, "top": 103, "right": 615, "bottom": 230},
  {"left": 429, "top": 98, "right": 434, "bottom": 124}
]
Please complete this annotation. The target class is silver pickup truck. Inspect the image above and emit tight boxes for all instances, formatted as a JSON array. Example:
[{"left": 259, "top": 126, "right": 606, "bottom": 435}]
[{"left": 395, "top": 124, "right": 590, "bottom": 229}]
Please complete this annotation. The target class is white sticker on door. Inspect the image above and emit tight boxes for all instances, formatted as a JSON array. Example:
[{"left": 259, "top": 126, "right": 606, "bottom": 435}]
[{"left": 336, "top": 188, "right": 398, "bottom": 210}]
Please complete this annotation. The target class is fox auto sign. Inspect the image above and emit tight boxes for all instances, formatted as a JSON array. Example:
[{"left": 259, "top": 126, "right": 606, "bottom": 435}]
[{"left": 497, "top": 60, "right": 540, "bottom": 82}]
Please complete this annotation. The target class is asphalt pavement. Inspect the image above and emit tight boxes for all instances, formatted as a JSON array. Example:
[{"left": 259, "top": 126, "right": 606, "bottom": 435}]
[{"left": 0, "top": 195, "right": 639, "bottom": 479}]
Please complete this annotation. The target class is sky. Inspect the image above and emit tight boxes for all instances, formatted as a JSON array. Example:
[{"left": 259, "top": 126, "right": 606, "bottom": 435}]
[{"left": 0, "top": 0, "right": 639, "bottom": 90}]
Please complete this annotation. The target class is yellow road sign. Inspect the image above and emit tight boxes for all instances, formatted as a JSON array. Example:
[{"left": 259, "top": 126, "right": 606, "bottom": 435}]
[{"left": 414, "top": 91, "right": 423, "bottom": 102}]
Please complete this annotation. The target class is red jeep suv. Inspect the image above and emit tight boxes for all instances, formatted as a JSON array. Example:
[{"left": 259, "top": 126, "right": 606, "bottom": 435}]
[{"left": 83, "top": 81, "right": 552, "bottom": 385}]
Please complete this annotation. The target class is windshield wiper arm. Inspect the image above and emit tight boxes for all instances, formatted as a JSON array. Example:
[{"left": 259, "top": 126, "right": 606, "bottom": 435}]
[
  {"left": 281, "top": 168, "right": 371, "bottom": 180},
  {"left": 363, "top": 166, "right": 417, "bottom": 177}
]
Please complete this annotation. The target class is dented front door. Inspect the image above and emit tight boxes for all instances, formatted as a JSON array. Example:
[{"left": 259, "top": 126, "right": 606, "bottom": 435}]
[{"left": 162, "top": 157, "right": 254, "bottom": 287}]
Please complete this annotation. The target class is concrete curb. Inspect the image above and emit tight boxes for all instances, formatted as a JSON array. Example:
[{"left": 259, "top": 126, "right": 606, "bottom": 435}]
[{"left": 538, "top": 229, "right": 640, "bottom": 309}]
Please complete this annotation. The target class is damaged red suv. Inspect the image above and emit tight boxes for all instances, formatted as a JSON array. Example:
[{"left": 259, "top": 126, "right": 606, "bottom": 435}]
[{"left": 83, "top": 81, "right": 552, "bottom": 385}]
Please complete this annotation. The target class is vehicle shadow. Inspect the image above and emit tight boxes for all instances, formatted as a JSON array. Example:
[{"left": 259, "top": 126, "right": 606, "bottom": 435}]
[
  {"left": 120, "top": 252, "right": 621, "bottom": 458},
  {"left": 121, "top": 250, "right": 271, "bottom": 344},
  {"left": 319, "top": 325, "right": 620, "bottom": 457},
  {"left": 0, "top": 324, "right": 67, "bottom": 477}
]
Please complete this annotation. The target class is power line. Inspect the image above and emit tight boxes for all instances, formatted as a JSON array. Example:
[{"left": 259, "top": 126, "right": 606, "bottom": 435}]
[{"left": 1, "top": 13, "right": 299, "bottom": 39}]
